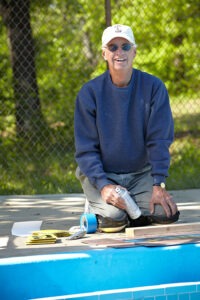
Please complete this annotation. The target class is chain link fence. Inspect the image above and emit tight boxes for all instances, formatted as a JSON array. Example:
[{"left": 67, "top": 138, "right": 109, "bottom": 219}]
[{"left": 0, "top": 0, "right": 199, "bottom": 195}]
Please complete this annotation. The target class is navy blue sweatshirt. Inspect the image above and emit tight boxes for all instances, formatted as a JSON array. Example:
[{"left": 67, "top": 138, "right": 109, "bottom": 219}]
[{"left": 74, "top": 69, "right": 174, "bottom": 191}]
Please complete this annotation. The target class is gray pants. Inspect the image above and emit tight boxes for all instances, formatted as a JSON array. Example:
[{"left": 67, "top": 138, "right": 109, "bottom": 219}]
[{"left": 76, "top": 165, "right": 167, "bottom": 223}]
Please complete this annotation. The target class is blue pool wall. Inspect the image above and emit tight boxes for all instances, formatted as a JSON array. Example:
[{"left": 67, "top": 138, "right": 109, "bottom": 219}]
[{"left": 0, "top": 243, "right": 200, "bottom": 300}]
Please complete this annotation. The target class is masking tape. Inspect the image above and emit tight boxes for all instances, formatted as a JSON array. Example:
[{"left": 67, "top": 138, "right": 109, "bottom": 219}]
[{"left": 80, "top": 213, "right": 97, "bottom": 233}]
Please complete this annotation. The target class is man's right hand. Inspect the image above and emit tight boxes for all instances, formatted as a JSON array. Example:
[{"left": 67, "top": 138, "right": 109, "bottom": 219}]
[{"left": 101, "top": 184, "right": 126, "bottom": 210}]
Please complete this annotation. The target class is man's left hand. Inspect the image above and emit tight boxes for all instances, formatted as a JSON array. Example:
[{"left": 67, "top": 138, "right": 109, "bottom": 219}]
[{"left": 149, "top": 186, "right": 178, "bottom": 217}]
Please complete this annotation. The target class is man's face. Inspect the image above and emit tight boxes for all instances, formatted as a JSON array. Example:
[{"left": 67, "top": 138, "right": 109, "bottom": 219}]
[{"left": 102, "top": 37, "right": 136, "bottom": 72}]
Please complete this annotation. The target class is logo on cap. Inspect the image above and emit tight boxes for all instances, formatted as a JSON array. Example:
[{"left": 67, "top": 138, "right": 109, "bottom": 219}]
[{"left": 114, "top": 24, "right": 122, "bottom": 33}]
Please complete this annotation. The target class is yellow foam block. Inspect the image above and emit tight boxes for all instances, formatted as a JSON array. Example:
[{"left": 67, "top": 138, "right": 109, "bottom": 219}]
[
  {"left": 26, "top": 233, "right": 57, "bottom": 245},
  {"left": 32, "top": 230, "right": 71, "bottom": 237}
]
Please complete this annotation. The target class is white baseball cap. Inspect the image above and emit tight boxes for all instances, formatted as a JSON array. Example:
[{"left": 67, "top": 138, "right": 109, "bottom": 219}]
[{"left": 102, "top": 24, "right": 136, "bottom": 47}]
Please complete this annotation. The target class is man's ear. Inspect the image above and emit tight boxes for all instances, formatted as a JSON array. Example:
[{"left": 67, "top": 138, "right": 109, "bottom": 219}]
[{"left": 102, "top": 50, "right": 107, "bottom": 60}]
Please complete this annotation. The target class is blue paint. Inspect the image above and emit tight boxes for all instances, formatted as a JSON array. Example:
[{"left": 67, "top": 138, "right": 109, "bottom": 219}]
[{"left": 0, "top": 243, "right": 200, "bottom": 300}]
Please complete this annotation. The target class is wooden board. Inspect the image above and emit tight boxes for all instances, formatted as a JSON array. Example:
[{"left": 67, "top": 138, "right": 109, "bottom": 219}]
[
  {"left": 82, "top": 238, "right": 136, "bottom": 248},
  {"left": 132, "top": 234, "right": 200, "bottom": 247},
  {"left": 82, "top": 234, "right": 200, "bottom": 248},
  {"left": 126, "top": 222, "right": 200, "bottom": 239}
]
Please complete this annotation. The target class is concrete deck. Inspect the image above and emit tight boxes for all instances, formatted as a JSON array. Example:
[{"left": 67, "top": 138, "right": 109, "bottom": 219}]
[{"left": 0, "top": 189, "right": 200, "bottom": 258}]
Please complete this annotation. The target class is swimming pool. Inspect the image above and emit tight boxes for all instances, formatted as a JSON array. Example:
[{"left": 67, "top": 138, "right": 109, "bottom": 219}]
[{"left": 1, "top": 243, "right": 200, "bottom": 300}]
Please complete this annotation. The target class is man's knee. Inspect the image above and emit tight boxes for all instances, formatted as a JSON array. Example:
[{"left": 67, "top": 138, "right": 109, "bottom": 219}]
[{"left": 102, "top": 205, "right": 127, "bottom": 220}]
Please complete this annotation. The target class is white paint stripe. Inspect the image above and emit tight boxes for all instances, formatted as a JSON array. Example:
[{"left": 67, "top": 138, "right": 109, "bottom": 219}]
[
  {"left": 29, "top": 281, "right": 200, "bottom": 300},
  {"left": 0, "top": 253, "right": 90, "bottom": 265}
]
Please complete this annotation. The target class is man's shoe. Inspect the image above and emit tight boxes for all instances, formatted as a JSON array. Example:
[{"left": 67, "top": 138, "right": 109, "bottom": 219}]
[
  {"left": 129, "top": 211, "right": 180, "bottom": 227},
  {"left": 97, "top": 215, "right": 128, "bottom": 233},
  {"left": 129, "top": 215, "right": 152, "bottom": 227},
  {"left": 147, "top": 211, "right": 180, "bottom": 225}
]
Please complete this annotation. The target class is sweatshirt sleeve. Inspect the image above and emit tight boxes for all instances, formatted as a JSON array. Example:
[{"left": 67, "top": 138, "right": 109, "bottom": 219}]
[
  {"left": 74, "top": 85, "right": 109, "bottom": 191},
  {"left": 145, "top": 79, "right": 174, "bottom": 185}
]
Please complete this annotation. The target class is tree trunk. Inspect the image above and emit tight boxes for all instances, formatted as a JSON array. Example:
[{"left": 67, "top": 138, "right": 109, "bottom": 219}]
[
  {"left": 105, "top": 0, "right": 111, "bottom": 27},
  {"left": 0, "top": 0, "right": 43, "bottom": 139}
]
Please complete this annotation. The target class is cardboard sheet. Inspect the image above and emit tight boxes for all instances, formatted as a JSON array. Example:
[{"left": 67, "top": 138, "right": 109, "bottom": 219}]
[{"left": 11, "top": 221, "right": 42, "bottom": 237}]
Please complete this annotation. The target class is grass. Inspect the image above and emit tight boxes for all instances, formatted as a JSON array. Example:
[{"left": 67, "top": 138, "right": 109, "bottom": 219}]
[
  {"left": 168, "top": 97, "right": 200, "bottom": 189},
  {"left": 0, "top": 140, "right": 82, "bottom": 195}
]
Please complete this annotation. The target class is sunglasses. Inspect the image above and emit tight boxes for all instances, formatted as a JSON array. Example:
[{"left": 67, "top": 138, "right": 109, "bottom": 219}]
[{"left": 105, "top": 43, "right": 133, "bottom": 52}]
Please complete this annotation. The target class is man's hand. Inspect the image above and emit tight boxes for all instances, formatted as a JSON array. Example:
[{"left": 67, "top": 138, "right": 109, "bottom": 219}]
[
  {"left": 150, "top": 186, "right": 178, "bottom": 217},
  {"left": 101, "top": 184, "right": 126, "bottom": 210}
]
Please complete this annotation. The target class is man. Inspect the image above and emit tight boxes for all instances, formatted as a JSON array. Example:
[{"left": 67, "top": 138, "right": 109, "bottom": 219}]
[{"left": 74, "top": 24, "right": 179, "bottom": 232}]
